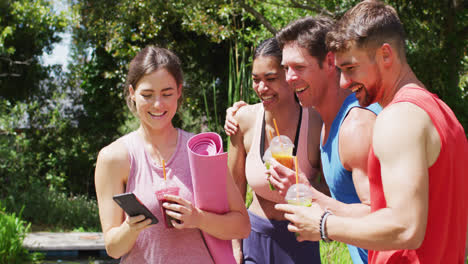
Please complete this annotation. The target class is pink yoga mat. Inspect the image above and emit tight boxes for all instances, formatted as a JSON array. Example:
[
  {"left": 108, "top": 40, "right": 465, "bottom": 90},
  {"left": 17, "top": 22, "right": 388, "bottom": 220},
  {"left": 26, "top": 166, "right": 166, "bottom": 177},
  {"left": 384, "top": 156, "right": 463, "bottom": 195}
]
[{"left": 187, "top": 132, "right": 236, "bottom": 264}]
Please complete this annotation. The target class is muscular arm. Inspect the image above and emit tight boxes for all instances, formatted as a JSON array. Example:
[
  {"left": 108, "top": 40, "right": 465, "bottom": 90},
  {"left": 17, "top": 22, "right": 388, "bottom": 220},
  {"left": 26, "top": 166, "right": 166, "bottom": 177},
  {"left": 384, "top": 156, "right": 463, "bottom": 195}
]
[
  {"left": 326, "top": 103, "right": 433, "bottom": 250},
  {"left": 311, "top": 107, "right": 375, "bottom": 217},
  {"left": 95, "top": 142, "right": 152, "bottom": 259}
]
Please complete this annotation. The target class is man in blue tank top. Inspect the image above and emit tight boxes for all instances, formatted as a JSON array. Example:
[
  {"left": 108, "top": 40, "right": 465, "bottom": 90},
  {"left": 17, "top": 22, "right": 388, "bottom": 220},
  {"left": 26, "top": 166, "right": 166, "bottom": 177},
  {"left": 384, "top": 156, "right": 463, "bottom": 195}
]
[
  {"left": 274, "top": 17, "right": 381, "bottom": 264},
  {"left": 225, "top": 17, "right": 381, "bottom": 264}
]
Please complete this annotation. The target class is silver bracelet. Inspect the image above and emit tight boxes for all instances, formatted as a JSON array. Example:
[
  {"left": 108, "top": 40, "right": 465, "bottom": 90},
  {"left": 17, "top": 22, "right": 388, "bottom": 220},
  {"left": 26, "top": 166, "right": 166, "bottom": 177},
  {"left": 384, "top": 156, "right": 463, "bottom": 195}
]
[{"left": 320, "top": 210, "right": 333, "bottom": 242}]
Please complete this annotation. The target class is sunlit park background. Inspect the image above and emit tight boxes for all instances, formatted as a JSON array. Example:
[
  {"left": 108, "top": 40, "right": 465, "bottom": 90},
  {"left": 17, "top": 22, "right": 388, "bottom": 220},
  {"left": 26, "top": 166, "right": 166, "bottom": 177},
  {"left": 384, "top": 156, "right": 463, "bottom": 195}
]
[{"left": 0, "top": 0, "right": 466, "bottom": 262}]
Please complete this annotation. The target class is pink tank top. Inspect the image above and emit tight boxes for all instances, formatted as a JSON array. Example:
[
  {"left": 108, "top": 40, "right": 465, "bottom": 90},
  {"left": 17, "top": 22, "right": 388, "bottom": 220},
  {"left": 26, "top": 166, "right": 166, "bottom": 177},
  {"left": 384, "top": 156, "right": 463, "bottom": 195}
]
[
  {"left": 245, "top": 107, "right": 314, "bottom": 203},
  {"left": 119, "top": 129, "right": 213, "bottom": 264}
]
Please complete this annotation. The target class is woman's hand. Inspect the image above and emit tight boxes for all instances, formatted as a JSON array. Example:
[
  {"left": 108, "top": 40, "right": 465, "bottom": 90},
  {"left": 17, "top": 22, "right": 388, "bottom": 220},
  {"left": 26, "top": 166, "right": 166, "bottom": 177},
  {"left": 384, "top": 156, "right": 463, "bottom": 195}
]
[
  {"left": 267, "top": 159, "right": 312, "bottom": 196},
  {"left": 124, "top": 214, "right": 153, "bottom": 233},
  {"left": 162, "top": 194, "right": 202, "bottom": 229}
]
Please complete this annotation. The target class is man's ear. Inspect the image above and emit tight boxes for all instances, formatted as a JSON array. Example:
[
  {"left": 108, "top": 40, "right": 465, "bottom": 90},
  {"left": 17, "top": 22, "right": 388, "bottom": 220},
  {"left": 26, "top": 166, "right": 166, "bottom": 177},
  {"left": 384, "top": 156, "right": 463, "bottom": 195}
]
[
  {"left": 379, "top": 43, "right": 394, "bottom": 67},
  {"left": 325, "top": 51, "right": 336, "bottom": 72},
  {"left": 129, "top": 85, "right": 136, "bottom": 101}
]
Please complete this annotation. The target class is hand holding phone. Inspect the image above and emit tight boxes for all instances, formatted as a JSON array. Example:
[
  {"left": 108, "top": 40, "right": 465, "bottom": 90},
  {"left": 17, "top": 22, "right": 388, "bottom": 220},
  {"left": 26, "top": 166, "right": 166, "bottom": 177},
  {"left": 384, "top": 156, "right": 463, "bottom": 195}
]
[{"left": 113, "top": 193, "right": 159, "bottom": 225}]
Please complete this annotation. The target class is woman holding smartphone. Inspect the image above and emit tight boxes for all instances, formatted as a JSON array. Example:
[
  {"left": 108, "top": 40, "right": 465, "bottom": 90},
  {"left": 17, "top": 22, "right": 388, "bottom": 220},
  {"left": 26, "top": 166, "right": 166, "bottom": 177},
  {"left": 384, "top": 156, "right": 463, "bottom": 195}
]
[{"left": 94, "top": 46, "right": 249, "bottom": 263}]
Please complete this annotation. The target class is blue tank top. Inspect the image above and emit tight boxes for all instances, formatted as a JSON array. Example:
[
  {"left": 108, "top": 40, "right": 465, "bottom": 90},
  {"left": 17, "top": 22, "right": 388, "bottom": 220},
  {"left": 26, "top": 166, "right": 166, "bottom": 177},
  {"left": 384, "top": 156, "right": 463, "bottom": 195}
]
[{"left": 320, "top": 94, "right": 381, "bottom": 264}]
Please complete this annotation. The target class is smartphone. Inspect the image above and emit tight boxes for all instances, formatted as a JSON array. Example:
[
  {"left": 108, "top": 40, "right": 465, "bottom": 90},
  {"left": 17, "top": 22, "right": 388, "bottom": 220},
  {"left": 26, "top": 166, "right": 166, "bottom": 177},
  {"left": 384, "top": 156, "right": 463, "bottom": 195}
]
[{"left": 113, "top": 192, "right": 159, "bottom": 225}]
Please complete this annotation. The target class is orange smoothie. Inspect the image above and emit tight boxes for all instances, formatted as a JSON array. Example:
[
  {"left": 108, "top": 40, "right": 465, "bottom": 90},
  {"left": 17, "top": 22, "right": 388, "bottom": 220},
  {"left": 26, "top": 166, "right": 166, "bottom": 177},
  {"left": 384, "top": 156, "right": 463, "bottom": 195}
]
[{"left": 272, "top": 153, "right": 294, "bottom": 169}]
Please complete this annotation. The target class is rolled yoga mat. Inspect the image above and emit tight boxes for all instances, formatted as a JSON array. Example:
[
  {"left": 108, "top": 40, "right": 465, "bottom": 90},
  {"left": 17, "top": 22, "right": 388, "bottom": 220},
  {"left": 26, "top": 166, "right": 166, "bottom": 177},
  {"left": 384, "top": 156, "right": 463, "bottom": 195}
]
[{"left": 187, "top": 132, "right": 236, "bottom": 264}]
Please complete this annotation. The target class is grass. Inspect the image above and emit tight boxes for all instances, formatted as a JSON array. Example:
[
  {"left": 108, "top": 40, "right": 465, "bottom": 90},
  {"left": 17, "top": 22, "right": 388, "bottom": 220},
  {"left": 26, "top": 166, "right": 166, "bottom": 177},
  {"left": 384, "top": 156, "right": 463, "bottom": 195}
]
[{"left": 320, "top": 241, "right": 353, "bottom": 263}]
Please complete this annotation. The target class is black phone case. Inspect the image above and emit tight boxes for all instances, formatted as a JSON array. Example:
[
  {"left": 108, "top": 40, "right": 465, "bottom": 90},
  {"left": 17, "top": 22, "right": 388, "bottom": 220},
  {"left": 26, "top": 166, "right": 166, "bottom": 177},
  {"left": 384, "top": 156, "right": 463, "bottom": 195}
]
[{"left": 113, "top": 193, "right": 158, "bottom": 225}]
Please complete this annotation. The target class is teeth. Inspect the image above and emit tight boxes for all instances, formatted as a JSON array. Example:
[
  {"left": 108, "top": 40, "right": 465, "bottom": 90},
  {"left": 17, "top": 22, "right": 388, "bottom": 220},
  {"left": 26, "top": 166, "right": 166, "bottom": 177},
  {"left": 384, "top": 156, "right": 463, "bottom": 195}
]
[
  {"left": 150, "top": 112, "right": 165, "bottom": 117},
  {"left": 296, "top": 86, "right": 307, "bottom": 92},
  {"left": 351, "top": 85, "right": 362, "bottom": 93},
  {"left": 262, "top": 95, "right": 274, "bottom": 100}
]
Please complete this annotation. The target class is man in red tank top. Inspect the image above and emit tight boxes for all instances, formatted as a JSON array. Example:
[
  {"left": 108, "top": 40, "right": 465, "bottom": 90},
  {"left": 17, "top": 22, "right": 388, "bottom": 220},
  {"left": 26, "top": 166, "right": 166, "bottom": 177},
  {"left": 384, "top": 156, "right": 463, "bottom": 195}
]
[{"left": 276, "top": 1, "right": 468, "bottom": 263}]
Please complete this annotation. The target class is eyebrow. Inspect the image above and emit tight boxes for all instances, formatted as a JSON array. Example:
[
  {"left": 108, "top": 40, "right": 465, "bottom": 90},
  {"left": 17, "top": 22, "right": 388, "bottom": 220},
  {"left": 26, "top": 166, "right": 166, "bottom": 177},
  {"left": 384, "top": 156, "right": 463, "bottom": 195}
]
[
  {"left": 141, "top": 87, "right": 175, "bottom": 92},
  {"left": 252, "top": 72, "right": 278, "bottom": 77},
  {"left": 161, "top": 87, "right": 175, "bottom": 92},
  {"left": 337, "top": 61, "right": 355, "bottom": 68}
]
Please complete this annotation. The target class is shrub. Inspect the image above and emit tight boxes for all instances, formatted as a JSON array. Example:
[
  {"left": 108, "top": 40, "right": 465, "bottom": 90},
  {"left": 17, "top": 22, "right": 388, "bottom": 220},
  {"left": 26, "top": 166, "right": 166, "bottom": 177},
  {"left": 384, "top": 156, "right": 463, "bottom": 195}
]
[
  {"left": 4, "top": 184, "right": 100, "bottom": 232},
  {"left": 0, "top": 203, "right": 43, "bottom": 263}
]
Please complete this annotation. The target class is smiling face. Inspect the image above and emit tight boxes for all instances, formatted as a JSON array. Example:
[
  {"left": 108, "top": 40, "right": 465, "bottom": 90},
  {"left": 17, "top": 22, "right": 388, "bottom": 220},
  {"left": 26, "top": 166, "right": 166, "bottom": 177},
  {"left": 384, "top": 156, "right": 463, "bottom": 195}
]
[
  {"left": 281, "top": 43, "right": 328, "bottom": 108},
  {"left": 335, "top": 45, "right": 382, "bottom": 107},
  {"left": 252, "top": 55, "right": 290, "bottom": 109},
  {"left": 130, "top": 68, "right": 181, "bottom": 131}
]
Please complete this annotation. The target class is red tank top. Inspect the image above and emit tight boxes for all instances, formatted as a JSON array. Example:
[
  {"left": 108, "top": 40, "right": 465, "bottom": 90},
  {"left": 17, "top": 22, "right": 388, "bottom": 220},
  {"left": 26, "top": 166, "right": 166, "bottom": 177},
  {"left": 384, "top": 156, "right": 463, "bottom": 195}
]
[{"left": 368, "top": 86, "right": 468, "bottom": 264}]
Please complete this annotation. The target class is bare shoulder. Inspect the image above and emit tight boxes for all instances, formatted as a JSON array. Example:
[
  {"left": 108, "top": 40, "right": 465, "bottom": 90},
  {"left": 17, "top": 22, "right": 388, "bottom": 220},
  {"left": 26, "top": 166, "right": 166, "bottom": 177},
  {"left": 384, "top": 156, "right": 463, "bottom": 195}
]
[
  {"left": 339, "top": 107, "right": 377, "bottom": 169},
  {"left": 98, "top": 140, "right": 129, "bottom": 165},
  {"left": 343, "top": 107, "right": 377, "bottom": 129},
  {"left": 373, "top": 102, "right": 432, "bottom": 157},
  {"left": 236, "top": 103, "right": 262, "bottom": 134},
  {"left": 340, "top": 107, "right": 377, "bottom": 146},
  {"left": 96, "top": 139, "right": 130, "bottom": 181}
]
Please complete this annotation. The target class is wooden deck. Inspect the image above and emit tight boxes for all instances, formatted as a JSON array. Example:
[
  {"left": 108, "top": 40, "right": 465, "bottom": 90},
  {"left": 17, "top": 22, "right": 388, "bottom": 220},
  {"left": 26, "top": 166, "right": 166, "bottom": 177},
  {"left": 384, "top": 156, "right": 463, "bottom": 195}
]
[{"left": 23, "top": 232, "right": 106, "bottom": 251}]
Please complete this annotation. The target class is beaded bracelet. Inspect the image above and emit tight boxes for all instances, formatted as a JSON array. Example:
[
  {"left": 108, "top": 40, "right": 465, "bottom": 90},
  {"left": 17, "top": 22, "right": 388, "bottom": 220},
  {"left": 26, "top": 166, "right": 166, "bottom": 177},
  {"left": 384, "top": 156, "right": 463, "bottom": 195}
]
[{"left": 319, "top": 210, "right": 333, "bottom": 242}]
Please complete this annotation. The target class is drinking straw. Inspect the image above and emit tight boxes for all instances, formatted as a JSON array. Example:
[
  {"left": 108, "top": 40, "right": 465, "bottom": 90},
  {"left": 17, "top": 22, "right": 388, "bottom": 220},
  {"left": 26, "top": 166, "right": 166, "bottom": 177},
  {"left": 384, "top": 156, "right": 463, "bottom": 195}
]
[
  {"left": 295, "top": 156, "right": 299, "bottom": 199},
  {"left": 162, "top": 159, "right": 166, "bottom": 181},
  {"left": 273, "top": 118, "right": 282, "bottom": 143},
  {"left": 295, "top": 156, "right": 299, "bottom": 185},
  {"left": 268, "top": 129, "right": 273, "bottom": 141}
]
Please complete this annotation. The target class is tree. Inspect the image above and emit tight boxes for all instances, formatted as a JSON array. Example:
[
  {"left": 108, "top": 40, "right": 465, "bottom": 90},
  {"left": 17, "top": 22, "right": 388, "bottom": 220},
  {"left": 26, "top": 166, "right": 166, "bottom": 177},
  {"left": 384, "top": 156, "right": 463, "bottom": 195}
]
[
  {"left": 65, "top": 0, "right": 467, "bottom": 197},
  {"left": 0, "top": 0, "right": 67, "bottom": 101},
  {"left": 238, "top": 0, "right": 468, "bottom": 130},
  {"left": 393, "top": 0, "right": 467, "bottom": 128}
]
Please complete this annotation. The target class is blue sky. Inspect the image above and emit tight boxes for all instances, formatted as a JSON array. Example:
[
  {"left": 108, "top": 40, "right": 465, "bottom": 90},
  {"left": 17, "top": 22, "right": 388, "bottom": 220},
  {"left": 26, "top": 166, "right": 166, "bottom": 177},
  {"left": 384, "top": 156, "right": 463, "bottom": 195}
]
[{"left": 41, "top": 0, "right": 70, "bottom": 71}]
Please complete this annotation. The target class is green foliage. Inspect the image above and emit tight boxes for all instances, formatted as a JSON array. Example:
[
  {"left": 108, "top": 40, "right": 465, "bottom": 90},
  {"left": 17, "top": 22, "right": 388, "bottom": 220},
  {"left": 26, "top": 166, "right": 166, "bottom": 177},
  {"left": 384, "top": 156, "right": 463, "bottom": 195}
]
[
  {"left": 392, "top": 0, "right": 468, "bottom": 131},
  {"left": 72, "top": 0, "right": 233, "bottom": 139},
  {"left": 1, "top": 171, "right": 100, "bottom": 232},
  {"left": 0, "top": 93, "right": 100, "bottom": 230},
  {"left": 320, "top": 241, "right": 353, "bottom": 263},
  {"left": 0, "top": 0, "right": 465, "bottom": 235},
  {"left": 0, "top": 202, "right": 43, "bottom": 263},
  {"left": 0, "top": 88, "right": 95, "bottom": 195},
  {"left": 4, "top": 185, "right": 100, "bottom": 232},
  {"left": 0, "top": 0, "right": 68, "bottom": 101}
]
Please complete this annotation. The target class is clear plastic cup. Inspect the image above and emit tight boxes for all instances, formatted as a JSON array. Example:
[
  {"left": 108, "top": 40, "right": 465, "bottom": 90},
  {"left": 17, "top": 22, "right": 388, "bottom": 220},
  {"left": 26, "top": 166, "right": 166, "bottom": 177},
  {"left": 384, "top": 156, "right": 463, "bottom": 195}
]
[
  {"left": 263, "top": 148, "right": 275, "bottom": 190},
  {"left": 285, "top": 183, "right": 313, "bottom": 207},
  {"left": 155, "top": 186, "right": 180, "bottom": 228},
  {"left": 270, "top": 135, "right": 294, "bottom": 169}
]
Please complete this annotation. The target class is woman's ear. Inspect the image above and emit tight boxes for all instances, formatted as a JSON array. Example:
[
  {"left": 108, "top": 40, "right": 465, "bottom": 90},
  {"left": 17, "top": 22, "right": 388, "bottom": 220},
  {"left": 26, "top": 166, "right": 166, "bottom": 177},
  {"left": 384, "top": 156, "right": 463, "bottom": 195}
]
[
  {"left": 129, "top": 85, "right": 136, "bottom": 101},
  {"left": 177, "top": 84, "right": 183, "bottom": 99}
]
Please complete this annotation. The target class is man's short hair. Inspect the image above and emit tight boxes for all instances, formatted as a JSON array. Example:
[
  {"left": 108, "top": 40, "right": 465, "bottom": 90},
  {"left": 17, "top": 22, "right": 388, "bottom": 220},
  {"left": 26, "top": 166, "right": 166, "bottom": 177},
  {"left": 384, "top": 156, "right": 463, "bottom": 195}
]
[
  {"left": 326, "top": 0, "right": 406, "bottom": 59},
  {"left": 276, "top": 16, "right": 334, "bottom": 68}
]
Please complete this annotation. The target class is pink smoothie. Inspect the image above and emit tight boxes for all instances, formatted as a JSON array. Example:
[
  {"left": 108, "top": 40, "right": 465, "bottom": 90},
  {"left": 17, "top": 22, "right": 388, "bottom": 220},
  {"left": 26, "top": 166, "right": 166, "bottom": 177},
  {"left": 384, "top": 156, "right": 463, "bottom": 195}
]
[{"left": 155, "top": 187, "right": 180, "bottom": 228}]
